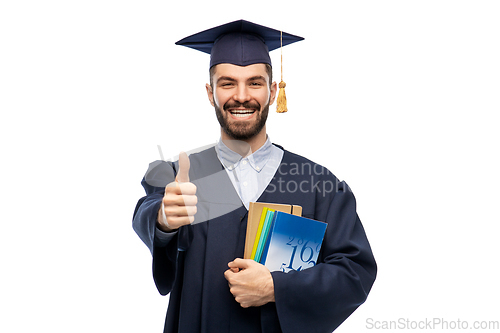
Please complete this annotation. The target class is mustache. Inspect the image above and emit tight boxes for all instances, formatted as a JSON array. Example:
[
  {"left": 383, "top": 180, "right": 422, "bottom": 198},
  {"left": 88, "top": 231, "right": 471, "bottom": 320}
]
[{"left": 223, "top": 101, "right": 261, "bottom": 111}]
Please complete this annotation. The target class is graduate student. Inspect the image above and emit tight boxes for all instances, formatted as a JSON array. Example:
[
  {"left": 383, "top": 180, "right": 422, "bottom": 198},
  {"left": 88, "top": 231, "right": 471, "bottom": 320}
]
[{"left": 133, "top": 20, "right": 377, "bottom": 333}]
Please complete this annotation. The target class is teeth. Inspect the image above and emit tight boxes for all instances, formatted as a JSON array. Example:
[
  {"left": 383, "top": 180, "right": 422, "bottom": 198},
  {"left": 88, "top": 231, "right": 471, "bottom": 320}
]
[
  {"left": 230, "top": 109, "right": 255, "bottom": 118},
  {"left": 230, "top": 109, "right": 254, "bottom": 114}
]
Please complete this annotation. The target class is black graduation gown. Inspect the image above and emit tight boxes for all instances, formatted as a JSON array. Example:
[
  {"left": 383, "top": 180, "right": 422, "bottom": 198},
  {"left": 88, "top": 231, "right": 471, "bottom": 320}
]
[{"left": 133, "top": 145, "right": 377, "bottom": 333}]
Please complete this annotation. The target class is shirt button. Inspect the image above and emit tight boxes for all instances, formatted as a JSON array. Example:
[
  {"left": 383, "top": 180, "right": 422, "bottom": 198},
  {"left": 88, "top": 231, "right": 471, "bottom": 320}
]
[
  {"left": 256, "top": 166, "right": 260, "bottom": 171},
  {"left": 242, "top": 160, "right": 247, "bottom": 165},
  {"left": 243, "top": 181, "right": 248, "bottom": 187}
]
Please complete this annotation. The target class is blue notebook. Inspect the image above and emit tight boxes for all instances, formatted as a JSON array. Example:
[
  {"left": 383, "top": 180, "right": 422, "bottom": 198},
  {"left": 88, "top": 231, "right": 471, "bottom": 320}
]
[{"left": 259, "top": 211, "right": 327, "bottom": 273}]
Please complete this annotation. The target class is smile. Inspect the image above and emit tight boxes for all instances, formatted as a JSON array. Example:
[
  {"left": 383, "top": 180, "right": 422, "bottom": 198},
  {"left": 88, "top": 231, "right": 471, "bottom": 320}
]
[{"left": 228, "top": 109, "right": 256, "bottom": 118}]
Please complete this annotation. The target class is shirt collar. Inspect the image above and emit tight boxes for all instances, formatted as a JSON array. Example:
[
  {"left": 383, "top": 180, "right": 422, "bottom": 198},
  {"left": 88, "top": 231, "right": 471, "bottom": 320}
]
[{"left": 216, "top": 137, "right": 273, "bottom": 172}]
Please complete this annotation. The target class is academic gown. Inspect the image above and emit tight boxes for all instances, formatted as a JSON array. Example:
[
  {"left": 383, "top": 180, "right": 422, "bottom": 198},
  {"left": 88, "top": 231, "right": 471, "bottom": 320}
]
[{"left": 133, "top": 145, "right": 377, "bottom": 333}]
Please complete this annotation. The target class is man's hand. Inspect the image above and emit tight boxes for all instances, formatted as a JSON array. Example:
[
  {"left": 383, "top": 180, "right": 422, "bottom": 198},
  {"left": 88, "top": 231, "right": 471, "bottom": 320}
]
[
  {"left": 224, "top": 259, "right": 275, "bottom": 308},
  {"left": 157, "top": 152, "right": 197, "bottom": 232}
]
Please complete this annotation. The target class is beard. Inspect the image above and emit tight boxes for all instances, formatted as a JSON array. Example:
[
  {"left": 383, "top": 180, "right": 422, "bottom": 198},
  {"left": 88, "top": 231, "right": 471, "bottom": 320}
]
[{"left": 214, "top": 99, "right": 269, "bottom": 141}]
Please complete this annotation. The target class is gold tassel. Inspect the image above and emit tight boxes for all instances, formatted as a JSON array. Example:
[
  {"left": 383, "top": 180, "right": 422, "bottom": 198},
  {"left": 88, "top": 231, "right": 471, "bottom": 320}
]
[
  {"left": 276, "top": 31, "right": 288, "bottom": 113},
  {"left": 276, "top": 80, "right": 287, "bottom": 113}
]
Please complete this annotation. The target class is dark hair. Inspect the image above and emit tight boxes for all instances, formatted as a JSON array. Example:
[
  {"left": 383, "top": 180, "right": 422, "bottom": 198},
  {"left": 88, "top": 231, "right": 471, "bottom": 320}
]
[{"left": 209, "top": 63, "right": 273, "bottom": 87}]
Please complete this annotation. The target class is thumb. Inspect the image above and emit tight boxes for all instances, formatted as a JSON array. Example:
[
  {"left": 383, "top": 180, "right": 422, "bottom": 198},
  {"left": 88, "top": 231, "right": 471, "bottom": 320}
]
[
  {"left": 176, "top": 151, "right": 190, "bottom": 183},
  {"left": 228, "top": 258, "right": 251, "bottom": 270}
]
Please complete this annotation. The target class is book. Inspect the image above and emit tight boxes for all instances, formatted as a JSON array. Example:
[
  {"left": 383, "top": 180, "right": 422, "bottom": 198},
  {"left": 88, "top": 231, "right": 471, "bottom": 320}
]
[
  {"left": 258, "top": 210, "right": 277, "bottom": 265},
  {"left": 250, "top": 207, "right": 269, "bottom": 260},
  {"left": 260, "top": 211, "right": 327, "bottom": 273},
  {"left": 253, "top": 209, "right": 275, "bottom": 262},
  {"left": 244, "top": 202, "right": 302, "bottom": 259}
]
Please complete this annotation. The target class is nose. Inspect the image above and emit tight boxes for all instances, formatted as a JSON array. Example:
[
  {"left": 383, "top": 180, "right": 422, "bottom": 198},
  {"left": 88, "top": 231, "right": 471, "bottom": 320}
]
[{"left": 233, "top": 85, "right": 251, "bottom": 103}]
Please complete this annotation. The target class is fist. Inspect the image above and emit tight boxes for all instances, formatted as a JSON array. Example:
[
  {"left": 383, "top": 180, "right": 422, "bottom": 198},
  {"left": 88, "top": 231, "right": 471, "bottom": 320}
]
[
  {"left": 224, "top": 259, "right": 275, "bottom": 308},
  {"left": 157, "top": 152, "right": 197, "bottom": 231}
]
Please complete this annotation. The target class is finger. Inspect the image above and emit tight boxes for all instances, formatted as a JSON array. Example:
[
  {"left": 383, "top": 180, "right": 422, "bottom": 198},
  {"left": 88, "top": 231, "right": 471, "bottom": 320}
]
[
  {"left": 164, "top": 205, "right": 198, "bottom": 218},
  {"left": 226, "top": 262, "right": 241, "bottom": 273},
  {"left": 224, "top": 269, "right": 234, "bottom": 281},
  {"left": 166, "top": 215, "right": 195, "bottom": 227},
  {"left": 163, "top": 193, "right": 198, "bottom": 207},
  {"left": 166, "top": 182, "right": 197, "bottom": 195},
  {"left": 176, "top": 151, "right": 190, "bottom": 183}
]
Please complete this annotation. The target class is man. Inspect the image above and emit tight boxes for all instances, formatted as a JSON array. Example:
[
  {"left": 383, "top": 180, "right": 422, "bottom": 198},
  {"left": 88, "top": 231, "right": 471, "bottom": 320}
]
[{"left": 133, "top": 20, "right": 376, "bottom": 333}]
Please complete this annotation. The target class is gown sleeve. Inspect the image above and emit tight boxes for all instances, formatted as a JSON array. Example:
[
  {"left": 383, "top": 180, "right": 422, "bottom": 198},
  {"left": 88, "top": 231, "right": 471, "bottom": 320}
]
[
  {"left": 271, "top": 180, "right": 377, "bottom": 333},
  {"left": 132, "top": 160, "right": 182, "bottom": 295}
]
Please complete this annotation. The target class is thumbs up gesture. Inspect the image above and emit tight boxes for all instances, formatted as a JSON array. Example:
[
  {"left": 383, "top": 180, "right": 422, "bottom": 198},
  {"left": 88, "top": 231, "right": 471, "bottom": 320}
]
[{"left": 157, "top": 152, "right": 198, "bottom": 232}]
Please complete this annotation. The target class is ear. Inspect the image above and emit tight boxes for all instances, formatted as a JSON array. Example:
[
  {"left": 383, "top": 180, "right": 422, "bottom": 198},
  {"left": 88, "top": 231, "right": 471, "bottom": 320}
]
[
  {"left": 205, "top": 83, "right": 215, "bottom": 107},
  {"left": 269, "top": 81, "right": 278, "bottom": 106}
]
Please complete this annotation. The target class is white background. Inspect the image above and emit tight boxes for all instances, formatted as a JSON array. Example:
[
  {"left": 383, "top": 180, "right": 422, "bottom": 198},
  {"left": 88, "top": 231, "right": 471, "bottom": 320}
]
[{"left": 1, "top": 1, "right": 499, "bottom": 332}]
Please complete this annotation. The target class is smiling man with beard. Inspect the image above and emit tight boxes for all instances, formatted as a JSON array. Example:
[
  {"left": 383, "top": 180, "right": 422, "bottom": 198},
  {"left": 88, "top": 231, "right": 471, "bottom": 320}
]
[
  {"left": 209, "top": 62, "right": 273, "bottom": 152},
  {"left": 133, "top": 20, "right": 377, "bottom": 333}
]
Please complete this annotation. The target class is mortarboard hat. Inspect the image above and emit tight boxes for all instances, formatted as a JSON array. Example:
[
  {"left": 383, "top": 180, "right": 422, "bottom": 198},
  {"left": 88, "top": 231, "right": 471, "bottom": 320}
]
[
  {"left": 175, "top": 19, "right": 304, "bottom": 68},
  {"left": 175, "top": 20, "right": 304, "bottom": 113}
]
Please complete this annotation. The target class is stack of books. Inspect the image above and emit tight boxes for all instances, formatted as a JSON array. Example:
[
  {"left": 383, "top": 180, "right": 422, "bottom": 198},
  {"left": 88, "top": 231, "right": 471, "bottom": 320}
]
[{"left": 244, "top": 202, "right": 328, "bottom": 273}]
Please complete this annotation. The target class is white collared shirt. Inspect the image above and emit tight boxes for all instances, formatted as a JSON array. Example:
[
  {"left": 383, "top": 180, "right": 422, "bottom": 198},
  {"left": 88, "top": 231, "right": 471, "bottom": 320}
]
[{"left": 215, "top": 137, "right": 284, "bottom": 209}]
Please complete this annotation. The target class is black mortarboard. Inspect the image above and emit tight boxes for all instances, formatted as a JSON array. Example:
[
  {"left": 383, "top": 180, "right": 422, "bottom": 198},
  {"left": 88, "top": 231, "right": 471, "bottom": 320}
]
[{"left": 175, "top": 19, "right": 304, "bottom": 68}]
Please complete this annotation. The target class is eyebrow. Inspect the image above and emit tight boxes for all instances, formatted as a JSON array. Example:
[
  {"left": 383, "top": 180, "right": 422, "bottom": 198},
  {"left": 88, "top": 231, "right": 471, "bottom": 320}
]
[
  {"left": 216, "top": 75, "right": 267, "bottom": 84},
  {"left": 247, "top": 75, "right": 267, "bottom": 82},
  {"left": 216, "top": 76, "right": 237, "bottom": 84}
]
